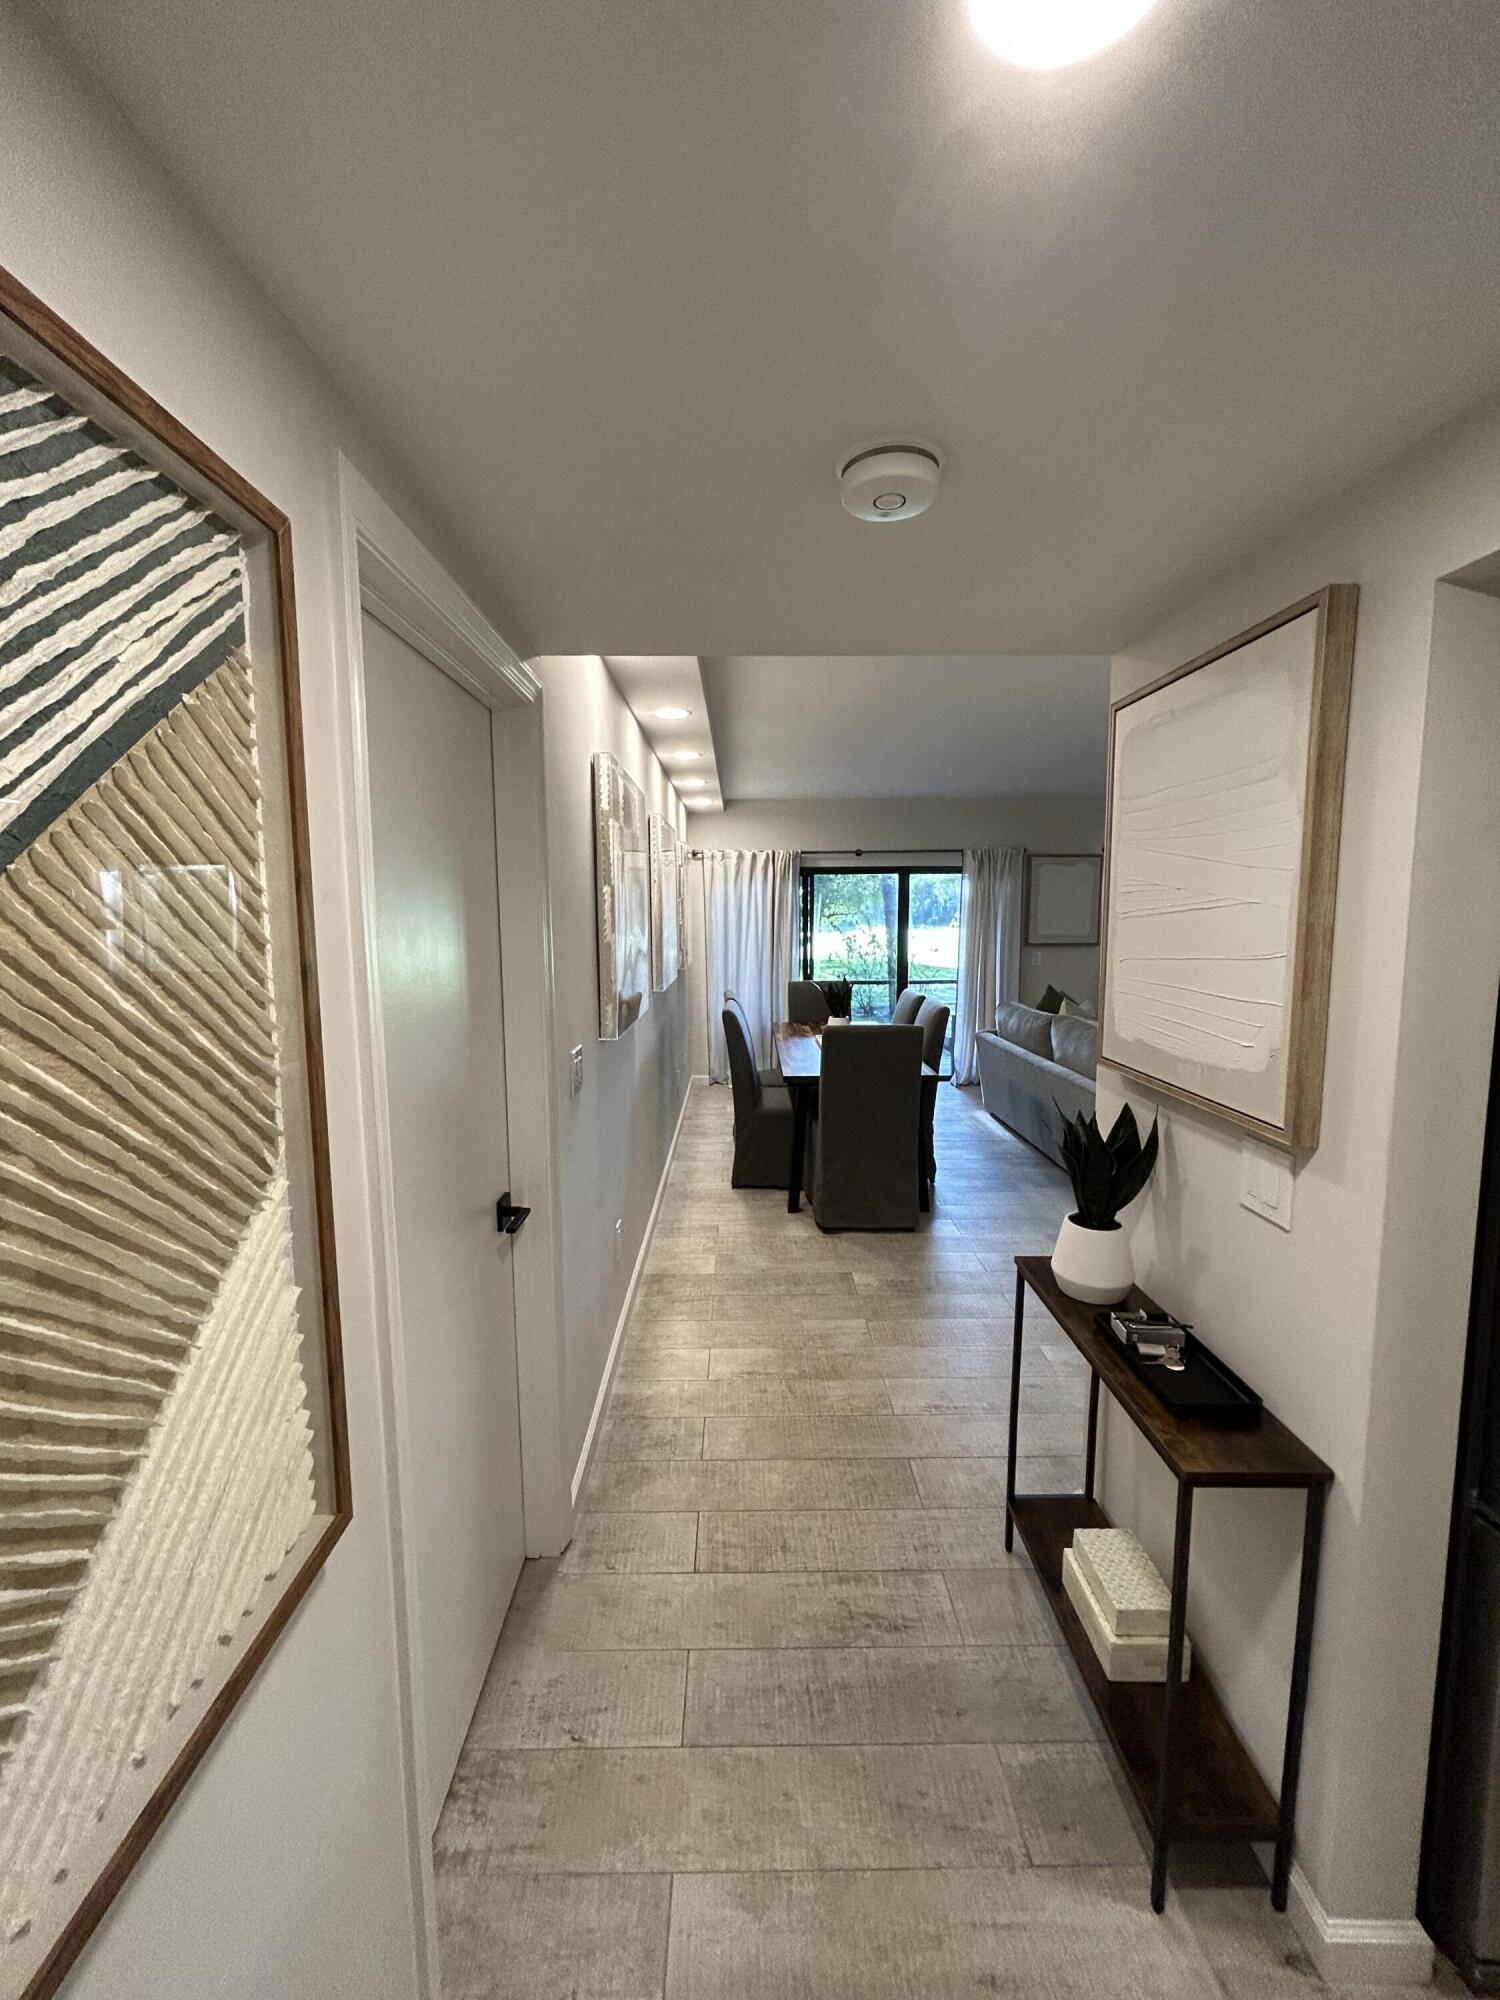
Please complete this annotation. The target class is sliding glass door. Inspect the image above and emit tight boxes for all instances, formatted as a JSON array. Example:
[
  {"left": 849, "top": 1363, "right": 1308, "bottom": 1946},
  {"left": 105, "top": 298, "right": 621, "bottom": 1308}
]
[{"left": 799, "top": 864, "right": 960, "bottom": 1066}]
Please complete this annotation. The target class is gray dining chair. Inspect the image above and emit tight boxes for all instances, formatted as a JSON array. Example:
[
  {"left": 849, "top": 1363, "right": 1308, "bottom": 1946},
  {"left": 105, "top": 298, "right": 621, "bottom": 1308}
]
[
  {"left": 807, "top": 1024, "right": 923, "bottom": 1231},
  {"left": 787, "top": 980, "right": 831, "bottom": 1027},
  {"left": 723, "top": 1001, "right": 795, "bottom": 1188},
  {"left": 890, "top": 988, "right": 925, "bottom": 1025},
  {"left": 914, "top": 998, "right": 950, "bottom": 1208}
]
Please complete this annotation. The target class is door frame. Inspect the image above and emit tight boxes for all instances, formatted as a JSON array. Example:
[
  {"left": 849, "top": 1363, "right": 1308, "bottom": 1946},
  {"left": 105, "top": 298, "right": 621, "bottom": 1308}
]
[{"left": 335, "top": 457, "right": 571, "bottom": 1995}]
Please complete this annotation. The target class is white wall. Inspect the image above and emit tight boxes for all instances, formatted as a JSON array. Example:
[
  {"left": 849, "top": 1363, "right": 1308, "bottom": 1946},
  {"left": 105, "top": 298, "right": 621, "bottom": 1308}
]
[
  {"left": 535, "top": 659, "right": 691, "bottom": 1480},
  {"left": 0, "top": 19, "right": 687, "bottom": 1998},
  {"left": 685, "top": 793, "right": 1105, "bottom": 1072},
  {"left": 1100, "top": 400, "right": 1500, "bottom": 1947}
]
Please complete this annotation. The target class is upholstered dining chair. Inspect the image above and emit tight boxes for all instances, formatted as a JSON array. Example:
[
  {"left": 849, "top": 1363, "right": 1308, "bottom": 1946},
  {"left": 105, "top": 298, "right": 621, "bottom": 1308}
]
[
  {"left": 914, "top": 998, "right": 951, "bottom": 1208},
  {"left": 890, "top": 988, "right": 925, "bottom": 1025},
  {"left": 723, "top": 1001, "right": 795, "bottom": 1188},
  {"left": 807, "top": 1024, "right": 923, "bottom": 1231},
  {"left": 787, "top": 980, "right": 831, "bottom": 1027}
]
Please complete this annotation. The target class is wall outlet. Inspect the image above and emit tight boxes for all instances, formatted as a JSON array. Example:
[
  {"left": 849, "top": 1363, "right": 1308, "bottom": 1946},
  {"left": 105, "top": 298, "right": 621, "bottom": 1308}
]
[
  {"left": 570, "top": 1044, "right": 584, "bottom": 1094},
  {"left": 1240, "top": 1139, "right": 1295, "bottom": 1231}
]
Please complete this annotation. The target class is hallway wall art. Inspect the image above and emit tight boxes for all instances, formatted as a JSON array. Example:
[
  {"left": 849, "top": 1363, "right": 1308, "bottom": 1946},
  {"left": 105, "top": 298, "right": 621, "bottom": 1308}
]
[
  {"left": 0, "top": 268, "right": 350, "bottom": 2000},
  {"left": 1099, "top": 584, "right": 1358, "bottom": 1151},
  {"left": 650, "top": 813, "right": 680, "bottom": 991},
  {"left": 593, "top": 750, "right": 650, "bottom": 1036}
]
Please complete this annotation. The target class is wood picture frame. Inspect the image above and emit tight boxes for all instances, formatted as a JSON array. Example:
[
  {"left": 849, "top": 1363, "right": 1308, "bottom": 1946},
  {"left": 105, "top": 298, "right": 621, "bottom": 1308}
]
[
  {"left": 0, "top": 265, "right": 351, "bottom": 2000},
  {"left": 1098, "top": 584, "right": 1358, "bottom": 1152},
  {"left": 1025, "top": 852, "right": 1102, "bottom": 947}
]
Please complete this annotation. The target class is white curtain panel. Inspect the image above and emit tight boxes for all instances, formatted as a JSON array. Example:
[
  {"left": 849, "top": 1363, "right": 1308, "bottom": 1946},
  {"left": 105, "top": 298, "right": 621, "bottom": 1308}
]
[
  {"left": 953, "top": 845, "right": 1024, "bottom": 1085},
  {"left": 703, "top": 848, "right": 801, "bottom": 1081}
]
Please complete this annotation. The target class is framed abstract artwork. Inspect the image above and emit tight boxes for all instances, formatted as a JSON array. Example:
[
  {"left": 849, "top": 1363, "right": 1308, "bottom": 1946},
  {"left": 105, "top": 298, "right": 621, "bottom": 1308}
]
[
  {"left": 1025, "top": 853, "right": 1102, "bottom": 946},
  {"left": 592, "top": 751, "right": 650, "bottom": 1037},
  {"left": 675, "top": 830, "right": 690, "bottom": 972},
  {"left": 0, "top": 269, "right": 350, "bottom": 1999},
  {"left": 1099, "top": 584, "right": 1358, "bottom": 1151},
  {"left": 649, "top": 813, "right": 680, "bottom": 991}
]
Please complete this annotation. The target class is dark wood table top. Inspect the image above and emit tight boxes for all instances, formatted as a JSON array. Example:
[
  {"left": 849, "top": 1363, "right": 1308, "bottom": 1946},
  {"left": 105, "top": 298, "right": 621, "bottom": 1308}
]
[
  {"left": 773, "top": 1020, "right": 938, "bottom": 1082},
  {"left": 1016, "top": 1256, "right": 1333, "bottom": 1489}
]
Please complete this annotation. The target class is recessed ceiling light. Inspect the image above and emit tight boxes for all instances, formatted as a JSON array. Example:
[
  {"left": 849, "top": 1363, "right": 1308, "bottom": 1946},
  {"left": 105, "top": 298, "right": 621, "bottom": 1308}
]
[
  {"left": 677, "top": 778, "right": 708, "bottom": 790},
  {"left": 670, "top": 749, "right": 704, "bottom": 762},
  {"left": 652, "top": 705, "right": 692, "bottom": 721},
  {"left": 684, "top": 797, "right": 714, "bottom": 810},
  {"left": 967, "top": 0, "right": 1159, "bottom": 69}
]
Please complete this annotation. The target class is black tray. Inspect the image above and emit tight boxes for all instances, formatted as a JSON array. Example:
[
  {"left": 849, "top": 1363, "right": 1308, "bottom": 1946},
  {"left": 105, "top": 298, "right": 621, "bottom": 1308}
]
[{"left": 1095, "top": 1317, "right": 1264, "bottom": 1427}]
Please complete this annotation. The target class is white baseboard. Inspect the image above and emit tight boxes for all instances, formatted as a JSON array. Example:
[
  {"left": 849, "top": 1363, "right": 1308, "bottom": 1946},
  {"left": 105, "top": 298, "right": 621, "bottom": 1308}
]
[
  {"left": 569, "top": 1078, "right": 697, "bottom": 1507},
  {"left": 1273, "top": 1856, "right": 1433, "bottom": 1986}
]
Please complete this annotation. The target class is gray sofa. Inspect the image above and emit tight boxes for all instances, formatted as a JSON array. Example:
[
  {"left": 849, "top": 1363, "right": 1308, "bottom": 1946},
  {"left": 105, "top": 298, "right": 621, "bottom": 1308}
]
[{"left": 975, "top": 1001, "right": 1097, "bottom": 1167}]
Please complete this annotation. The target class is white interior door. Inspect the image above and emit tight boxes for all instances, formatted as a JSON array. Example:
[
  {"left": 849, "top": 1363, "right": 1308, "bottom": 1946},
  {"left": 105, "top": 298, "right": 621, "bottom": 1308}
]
[{"left": 363, "top": 611, "right": 526, "bottom": 1831}]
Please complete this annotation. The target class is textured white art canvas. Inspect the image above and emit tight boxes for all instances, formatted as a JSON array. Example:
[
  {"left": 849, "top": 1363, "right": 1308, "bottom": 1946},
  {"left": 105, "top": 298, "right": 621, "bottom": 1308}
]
[
  {"left": 650, "top": 813, "right": 680, "bottom": 991},
  {"left": 1103, "top": 610, "right": 1318, "bottom": 1131},
  {"left": 593, "top": 751, "right": 650, "bottom": 1037},
  {"left": 0, "top": 339, "right": 344, "bottom": 1999}
]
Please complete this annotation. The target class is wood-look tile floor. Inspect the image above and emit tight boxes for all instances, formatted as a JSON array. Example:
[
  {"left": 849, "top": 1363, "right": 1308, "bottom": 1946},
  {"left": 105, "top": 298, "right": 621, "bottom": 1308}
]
[{"left": 434, "top": 1082, "right": 1447, "bottom": 1999}]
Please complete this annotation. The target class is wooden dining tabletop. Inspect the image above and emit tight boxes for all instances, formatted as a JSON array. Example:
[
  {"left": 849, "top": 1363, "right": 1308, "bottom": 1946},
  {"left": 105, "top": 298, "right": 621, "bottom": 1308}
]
[{"left": 772, "top": 1020, "right": 938, "bottom": 1082}]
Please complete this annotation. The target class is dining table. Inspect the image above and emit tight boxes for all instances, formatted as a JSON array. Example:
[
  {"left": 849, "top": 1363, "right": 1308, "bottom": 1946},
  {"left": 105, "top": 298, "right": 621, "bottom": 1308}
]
[{"left": 772, "top": 1020, "right": 939, "bottom": 1215}]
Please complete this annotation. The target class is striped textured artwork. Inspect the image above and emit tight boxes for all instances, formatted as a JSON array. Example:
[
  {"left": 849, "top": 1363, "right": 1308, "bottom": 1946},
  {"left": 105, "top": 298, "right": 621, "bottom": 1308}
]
[
  {"left": 0, "top": 355, "right": 315, "bottom": 1958},
  {"left": 0, "top": 356, "right": 247, "bottom": 874}
]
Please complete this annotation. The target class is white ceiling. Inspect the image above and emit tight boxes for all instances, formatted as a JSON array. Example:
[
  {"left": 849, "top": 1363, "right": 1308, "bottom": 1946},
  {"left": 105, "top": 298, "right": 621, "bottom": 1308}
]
[
  {"left": 36, "top": 0, "right": 1500, "bottom": 656},
  {"left": 702, "top": 655, "right": 1109, "bottom": 799}
]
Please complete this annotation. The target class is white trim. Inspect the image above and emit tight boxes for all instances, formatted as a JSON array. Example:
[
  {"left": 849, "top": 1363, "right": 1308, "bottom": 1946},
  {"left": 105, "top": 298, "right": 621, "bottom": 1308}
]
[
  {"left": 333, "top": 456, "right": 570, "bottom": 1997},
  {"left": 1257, "top": 1850, "right": 1434, "bottom": 1986},
  {"left": 570, "top": 1076, "right": 696, "bottom": 1506}
]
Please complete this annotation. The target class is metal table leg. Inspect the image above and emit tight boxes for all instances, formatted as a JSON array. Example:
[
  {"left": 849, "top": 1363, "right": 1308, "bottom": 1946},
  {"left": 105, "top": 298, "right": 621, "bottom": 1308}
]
[
  {"left": 1084, "top": 1372, "right": 1101, "bottom": 1501},
  {"left": 1152, "top": 1481, "right": 1195, "bottom": 1913},
  {"left": 1272, "top": 1481, "right": 1327, "bottom": 1910},
  {"left": 787, "top": 1082, "right": 810, "bottom": 1214},
  {"left": 1005, "top": 1271, "right": 1025, "bottom": 1553}
]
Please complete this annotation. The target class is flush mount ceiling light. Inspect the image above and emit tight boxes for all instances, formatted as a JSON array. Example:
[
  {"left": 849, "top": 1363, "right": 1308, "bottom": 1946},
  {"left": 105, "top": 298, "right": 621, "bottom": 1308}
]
[
  {"left": 652, "top": 705, "right": 692, "bottom": 721},
  {"left": 967, "top": 0, "right": 1160, "bottom": 69},
  {"left": 838, "top": 444, "right": 942, "bottom": 524}
]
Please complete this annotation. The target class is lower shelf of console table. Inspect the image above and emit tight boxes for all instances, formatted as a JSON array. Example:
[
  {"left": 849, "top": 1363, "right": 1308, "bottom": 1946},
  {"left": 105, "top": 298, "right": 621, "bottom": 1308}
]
[
  {"left": 1010, "top": 1491, "right": 1279, "bottom": 1843},
  {"left": 1009, "top": 1257, "right": 1333, "bottom": 1913}
]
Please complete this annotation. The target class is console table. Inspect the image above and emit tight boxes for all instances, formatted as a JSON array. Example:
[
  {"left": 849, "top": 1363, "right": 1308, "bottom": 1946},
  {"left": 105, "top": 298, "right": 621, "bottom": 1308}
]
[{"left": 1008, "top": 1256, "right": 1332, "bottom": 1913}]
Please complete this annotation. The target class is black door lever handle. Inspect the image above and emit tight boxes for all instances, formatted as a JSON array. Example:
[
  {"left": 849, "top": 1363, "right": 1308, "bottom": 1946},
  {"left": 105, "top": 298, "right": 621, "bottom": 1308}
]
[{"left": 495, "top": 1192, "right": 531, "bottom": 1236}]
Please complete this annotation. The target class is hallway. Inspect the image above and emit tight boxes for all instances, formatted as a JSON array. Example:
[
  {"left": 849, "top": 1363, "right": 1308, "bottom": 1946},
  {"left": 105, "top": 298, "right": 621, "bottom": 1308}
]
[{"left": 430, "top": 1082, "right": 1399, "bottom": 1999}]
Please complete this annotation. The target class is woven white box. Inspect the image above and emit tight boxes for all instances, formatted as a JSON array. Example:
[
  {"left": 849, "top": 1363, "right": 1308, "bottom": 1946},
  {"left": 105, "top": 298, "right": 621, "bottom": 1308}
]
[
  {"left": 1071, "top": 1527, "right": 1171, "bottom": 1637},
  {"left": 1062, "top": 1546, "right": 1190, "bottom": 1683}
]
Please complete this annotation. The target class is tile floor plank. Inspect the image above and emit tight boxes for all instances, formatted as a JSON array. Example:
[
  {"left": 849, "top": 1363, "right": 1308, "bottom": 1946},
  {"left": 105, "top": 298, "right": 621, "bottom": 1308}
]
[
  {"left": 436, "top": 1744, "right": 1025, "bottom": 1873},
  {"left": 683, "top": 1644, "right": 1095, "bottom": 1746}
]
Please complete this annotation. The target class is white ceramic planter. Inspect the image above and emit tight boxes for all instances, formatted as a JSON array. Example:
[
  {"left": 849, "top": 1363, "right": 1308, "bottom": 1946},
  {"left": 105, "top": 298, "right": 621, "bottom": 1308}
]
[{"left": 1051, "top": 1215, "right": 1133, "bottom": 1305}]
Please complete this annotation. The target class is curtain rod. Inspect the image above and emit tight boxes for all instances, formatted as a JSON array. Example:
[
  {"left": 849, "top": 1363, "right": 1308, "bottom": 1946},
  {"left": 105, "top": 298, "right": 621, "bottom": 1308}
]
[{"left": 687, "top": 846, "right": 964, "bottom": 860}]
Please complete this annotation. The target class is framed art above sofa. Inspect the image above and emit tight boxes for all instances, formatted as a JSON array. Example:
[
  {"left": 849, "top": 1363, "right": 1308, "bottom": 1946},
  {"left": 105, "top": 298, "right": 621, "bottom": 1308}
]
[{"left": 1099, "top": 584, "right": 1359, "bottom": 1152}]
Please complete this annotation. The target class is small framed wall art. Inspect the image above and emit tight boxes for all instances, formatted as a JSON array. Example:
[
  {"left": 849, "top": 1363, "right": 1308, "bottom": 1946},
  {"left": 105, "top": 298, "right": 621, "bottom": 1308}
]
[
  {"left": 649, "top": 813, "right": 681, "bottom": 991},
  {"left": 1099, "top": 584, "right": 1358, "bottom": 1152},
  {"left": 592, "top": 750, "right": 650, "bottom": 1037},
  {"left": 1025, "top": 853, "right": 1102, "bottom": 946},
  {"left": 0, "top": 268, "right": 351, "bottom": 1998}
]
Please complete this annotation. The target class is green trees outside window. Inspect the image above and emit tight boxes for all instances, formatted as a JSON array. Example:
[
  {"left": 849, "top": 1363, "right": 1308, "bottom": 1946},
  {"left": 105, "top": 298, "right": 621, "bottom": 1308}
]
[{"left": 800, "top": 866, "right": 959, "bottom": 1066}]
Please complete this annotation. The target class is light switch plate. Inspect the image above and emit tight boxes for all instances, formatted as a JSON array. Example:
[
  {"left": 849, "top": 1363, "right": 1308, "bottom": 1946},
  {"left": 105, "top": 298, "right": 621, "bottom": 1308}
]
[
  {"left": 570, "top": 1045, "right": 584, "bottom": 1094},
  {"left": 1240, "top": 1138, "right": 1294, "bottom": 1230}
]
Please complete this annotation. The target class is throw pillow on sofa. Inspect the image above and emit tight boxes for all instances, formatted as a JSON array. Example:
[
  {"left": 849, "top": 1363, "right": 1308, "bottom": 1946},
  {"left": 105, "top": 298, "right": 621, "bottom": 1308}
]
[
  {"left": 994, "top": 1001, "right": 1056, "bottom": 1059},
  {"left": 1050, "top": 1014, "right": 1098, "bottom": 1079}
]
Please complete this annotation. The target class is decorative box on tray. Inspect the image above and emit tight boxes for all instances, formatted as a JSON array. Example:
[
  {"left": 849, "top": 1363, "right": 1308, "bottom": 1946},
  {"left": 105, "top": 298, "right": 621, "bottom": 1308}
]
[{"left": 1061, "top": 1527, "right": 1190, "bottom": 1683}]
